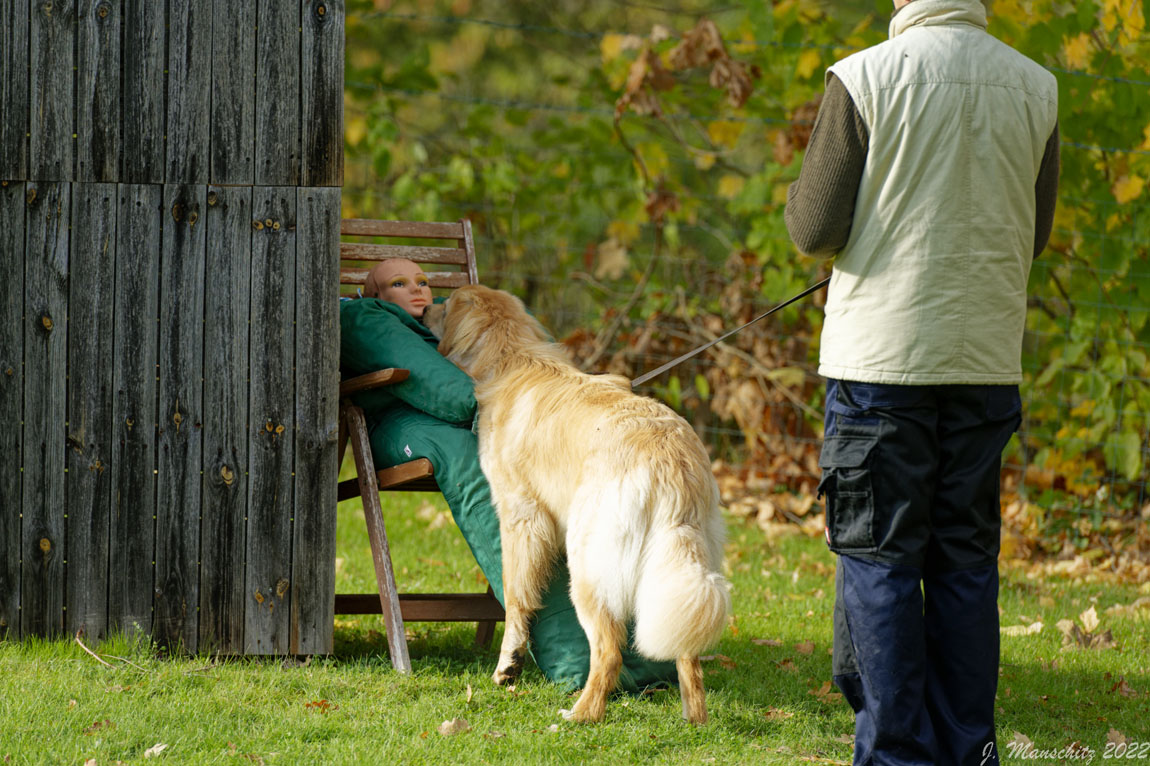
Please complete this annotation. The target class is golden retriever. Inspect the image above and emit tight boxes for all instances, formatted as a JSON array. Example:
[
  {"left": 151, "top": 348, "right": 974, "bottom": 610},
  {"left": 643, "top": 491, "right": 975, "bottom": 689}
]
[{"left": 423, "top": 285, "right": 730, "bottom": 724}]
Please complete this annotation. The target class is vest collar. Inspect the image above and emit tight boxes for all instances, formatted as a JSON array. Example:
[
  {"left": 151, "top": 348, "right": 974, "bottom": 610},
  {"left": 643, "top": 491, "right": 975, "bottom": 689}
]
[{"left": 889, "top": 0, "right": 988, "bottom": 39}]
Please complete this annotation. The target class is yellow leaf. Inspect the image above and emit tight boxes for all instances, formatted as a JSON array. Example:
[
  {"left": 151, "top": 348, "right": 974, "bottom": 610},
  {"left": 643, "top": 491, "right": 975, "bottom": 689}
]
[
  {"left": 707, "top": 120, "right": 744, "bottom": 148},
  {"left": 717, "top": 174, "right": 745, "bottom": 199},
  {"left": 346, "top": 116, "right": 368, "bottom": 146},
  {"left": 1070, "top": 400, "right": 1095, "bottom": 418},
  {"left": 1112, "top": 174, "right": 1144, "bottom": 204},
  {"left": 600, "top": 33, "right": 641, "bottom": 63},
  {"left": 694, "top": 153, "right": 717, "bottom": 170},
  {"left": 607, "top": 220, "right": 640, "bottom": 245},
  {"left": 796, "top": 49, "right": 822, "bottom": 80},
  {"left": 991, "top": 0, "right": 1030, "bottom": 25},
  {"left": 1062, "top": 33, "right": 1092, "bottom": 70},
  {"left": 638, "top": 142, "right": 670, "bottom": 178}
]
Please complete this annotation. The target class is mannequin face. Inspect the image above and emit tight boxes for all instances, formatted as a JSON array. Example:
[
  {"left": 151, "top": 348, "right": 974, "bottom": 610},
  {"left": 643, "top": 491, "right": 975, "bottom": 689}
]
[{"left": 365, "top": 259, "right": 432, "bottom": 318}]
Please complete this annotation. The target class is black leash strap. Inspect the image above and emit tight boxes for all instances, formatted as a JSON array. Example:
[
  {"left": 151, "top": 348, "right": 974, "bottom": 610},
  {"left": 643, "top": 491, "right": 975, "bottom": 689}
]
[{"left": 631, "top": 276, "right": 831, "bottom": 387}]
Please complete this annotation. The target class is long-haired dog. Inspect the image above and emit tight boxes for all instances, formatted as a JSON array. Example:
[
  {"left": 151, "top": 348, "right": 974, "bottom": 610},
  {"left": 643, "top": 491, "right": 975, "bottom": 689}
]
[{"left": 423, "top": 285, "right": 730, "bottom": 724}]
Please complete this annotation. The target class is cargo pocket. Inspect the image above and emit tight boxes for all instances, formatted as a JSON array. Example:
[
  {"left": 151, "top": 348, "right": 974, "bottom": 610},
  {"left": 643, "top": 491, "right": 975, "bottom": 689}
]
[{"left": 818, "top": 434, "right": 878, "bottom": 554}]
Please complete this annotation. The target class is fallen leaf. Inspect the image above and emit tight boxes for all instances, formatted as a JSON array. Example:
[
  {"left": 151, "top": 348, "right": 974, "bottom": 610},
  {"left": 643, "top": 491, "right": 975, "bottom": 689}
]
[
  {"left": 484, "top": 730, "right": 506, "bottom": 740},
  {"left": 547, "top": 724, "right": 560, "bottom": 733},
  {"left": 84, "top": 760, "right": 96, "bottom": 766},
  {"left": 763, "top": 707, "right": 794, "bottom": 720},
  {"left": 68, "top": 699, "right": 77, "bottom": 710},
  {"left": 438, "top": 718, "right": 470, "bottom": 736},
  {"left": 1080, "top": 605, "right": 1100, "bottom": 633},
  {"left": 466, "top": 684, "right": 473, "bottom": 704},
  {"left": 1001, "top": 622, "right": 1044, "bottom": 636},
  {"left": 809, "top": 680, "right": 843, "bottom": 703},
  {"left": 776, "top": 658, "right": 797, "bottom": 672},
  {"left": 1009, "top": 732, "right": 1033, "bottom": 749},
  {"left": 752, "top": 638, "right": 783, "bottom": 647},
  {"left": 1109, "top": 677, "right": 1137, "bottom": 698},
  {"left": 795, "top": 641, "right": 815, "bottom": 655},
  {"left": 834, "top": 733, "right": 855, "bottom": 744},
  {"left": 304, "top": 699, "right": 338, "bottom": 713},
  {"left": 1107, "top": 728, "right": 1128, "bottom": 746},
  {"left": 144, "top": 743, "right": 168, "bottom": 758},
  {"left": 83, "top": 719, "right": 114, "bottom": 735}
]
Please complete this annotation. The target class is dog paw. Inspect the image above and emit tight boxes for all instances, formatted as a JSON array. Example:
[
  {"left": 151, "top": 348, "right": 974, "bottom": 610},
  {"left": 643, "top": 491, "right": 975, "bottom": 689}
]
[{"left": 492, "top": 650, "right": 524, "bottom": 686}]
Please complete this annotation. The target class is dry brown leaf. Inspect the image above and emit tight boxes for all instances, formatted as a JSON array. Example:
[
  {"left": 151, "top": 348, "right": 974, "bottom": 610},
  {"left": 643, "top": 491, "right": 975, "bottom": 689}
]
[
  {"left": 1001, "top": 622, "right": 1044, "bottom": 636},
  {"left": 1009, "top": 732, "right": 1033, "bottom": 749},
  {"left": 83, "top": 719, "right": 114, "bottom": 736},
  {"left": 752, "top": 638, "right": 783, "bottom": 647},
  {"left": 1109, "top": 677, "right": 1137, "bottom": 698},
  {"left": 795, "top": 640, "right": 815, "bottom": 655},
  {"left": 1108, "top": 728, "right": 1128, "bottom": 746},
  {"left": 438, "top": 718, "right": 471, "bottom": 736},
  {"left": 763, "top": 707, "right": 795, "bottom": 720},
  {"left": 809, "top": 680, "right": 843, "bottom": 703},
  {"left": 143, "top": 743, "right": 168, "bottom": 758}
]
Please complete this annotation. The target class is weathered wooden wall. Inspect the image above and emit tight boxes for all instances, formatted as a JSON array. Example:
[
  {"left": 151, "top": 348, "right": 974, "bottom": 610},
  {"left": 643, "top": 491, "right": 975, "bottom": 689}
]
[{"left": 0, "top": 0, "right": 344, "bottom": 655}]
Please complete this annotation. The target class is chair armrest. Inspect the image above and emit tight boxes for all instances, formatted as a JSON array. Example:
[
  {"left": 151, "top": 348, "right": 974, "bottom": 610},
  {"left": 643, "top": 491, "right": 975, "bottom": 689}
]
[{"left": 340, "top": 368, "right": 411, "bottom": 397}]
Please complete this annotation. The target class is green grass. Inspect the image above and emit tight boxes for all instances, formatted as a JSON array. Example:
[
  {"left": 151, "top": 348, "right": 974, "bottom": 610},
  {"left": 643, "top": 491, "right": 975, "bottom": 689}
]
[{"left": 1, "top": 492, "right": 1147, "bottom": 765}]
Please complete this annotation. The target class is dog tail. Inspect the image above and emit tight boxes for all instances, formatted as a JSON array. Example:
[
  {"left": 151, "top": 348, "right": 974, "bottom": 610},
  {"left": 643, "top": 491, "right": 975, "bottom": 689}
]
[{"left": 632, "top": 525, "right": 730, "bottom": 661}]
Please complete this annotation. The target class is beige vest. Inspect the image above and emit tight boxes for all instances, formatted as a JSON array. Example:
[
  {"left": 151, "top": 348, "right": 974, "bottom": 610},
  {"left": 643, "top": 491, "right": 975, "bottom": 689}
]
[{"left": 820, "top": 0, "right": 1058, "bottom": 384}]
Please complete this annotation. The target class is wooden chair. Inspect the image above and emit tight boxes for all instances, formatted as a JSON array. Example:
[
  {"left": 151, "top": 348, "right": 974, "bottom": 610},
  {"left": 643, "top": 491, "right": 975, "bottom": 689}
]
[{"left": 335, "top": 218, "right": 503, "bottom": 673}]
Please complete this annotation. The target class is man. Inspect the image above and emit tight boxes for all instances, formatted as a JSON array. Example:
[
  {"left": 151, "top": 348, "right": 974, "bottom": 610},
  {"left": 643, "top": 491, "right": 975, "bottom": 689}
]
[{"left": 784, "top": 0, "right": 1059, "bottom": 763}]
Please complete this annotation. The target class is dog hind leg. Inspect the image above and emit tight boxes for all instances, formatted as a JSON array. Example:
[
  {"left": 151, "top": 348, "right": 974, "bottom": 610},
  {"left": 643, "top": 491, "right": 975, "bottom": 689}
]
[
  {"left": 493, "top": 503, "right": 559, "bottom": 686},
  {"left": 559, "top": 578, "right": 625, "bottom": 723},
  {"left": 676, "top": 655, "right": 707, "bottom": 724}
]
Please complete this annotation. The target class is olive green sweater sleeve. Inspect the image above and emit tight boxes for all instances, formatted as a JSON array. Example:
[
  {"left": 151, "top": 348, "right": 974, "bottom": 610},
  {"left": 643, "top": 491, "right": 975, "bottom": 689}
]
[{"left": 784, "top": 74, "right": 869, "bottom": 259}]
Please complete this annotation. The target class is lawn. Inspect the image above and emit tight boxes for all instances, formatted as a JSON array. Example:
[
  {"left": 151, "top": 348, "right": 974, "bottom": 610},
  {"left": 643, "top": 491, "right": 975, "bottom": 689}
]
[{"left": 1, "top": 490, "right": 1147, "bottom": 765}]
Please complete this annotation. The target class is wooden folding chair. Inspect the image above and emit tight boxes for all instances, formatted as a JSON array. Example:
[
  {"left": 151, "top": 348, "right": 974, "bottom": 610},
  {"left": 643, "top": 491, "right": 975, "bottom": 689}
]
[{"left": 334, "top": 218, "right": 503, "bottom": 673}]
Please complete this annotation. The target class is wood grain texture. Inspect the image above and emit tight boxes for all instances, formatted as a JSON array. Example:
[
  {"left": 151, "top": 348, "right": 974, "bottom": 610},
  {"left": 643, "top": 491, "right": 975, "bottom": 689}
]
[
  {"left": 154, "top": 184, "right": 207, "bottom": 651},
  {"left": 291, "top": 186, "right": 340, "bottom": 655},
  {"left": 65, "top": 182, "right": 117, "bottom": 640},
  {"left": 166, "top": 1, "right": 213, "bottom": 183},
  {"left": 210, "top": 0, "right": 255, "bottom": 184},
  {"left": 29, "top": 0, "right": 74, "bottom": 180},
  {"left": 122, "top": 0, "right": 165, "bottom": 182},
  {"left": 108, "top": 183, "right": 161, "bottom": 637},
  {"left": 22, "top": 182, "right": 69, "bottom": 637},
  {"left": 245, "top": 187, "right": 296, "bottom": 654},
  {"left": 0, "top": 183, "right": 26, "bottom": 636},
  {"left": 0, "top": 0, "right": 29, "bottom": 179},
  {"left": 256, "top": 0, "right": 301, "bottom": 185},
  {"left": 199, "top": 185, "right": 252, "bottom": 654},
  {"left": 76, "top": 0, "right": 121, "bottom": 182},
  {"left": 301, "top": 0, "right": 344, "bottom": 186}
]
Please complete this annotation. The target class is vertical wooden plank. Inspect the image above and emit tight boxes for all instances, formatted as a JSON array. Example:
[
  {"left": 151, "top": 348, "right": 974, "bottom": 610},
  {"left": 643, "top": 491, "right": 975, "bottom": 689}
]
[
  {"left": 66, "top": 183, "right": 117, "bottom": 641},
  {"left": 255, "top": 0, "right": 301, "bottom": 185},
  {"left": 199, "top": 185, "right": 251, "bottom": 654},
  {"left": 0, "top": 0, "right": 29, "bottom": 179},
  {"left": 122, "top": 0, "right": 164, "bottom": 183},
  {"left": 245, "top": 187, "right": 296, "bottom": 654},
  {"left": 291, "top": 186, "right": 340, "bottom": 655},
  {"left": 167, "top": 1, "right": 212, "bottom": 183},
  {"left": 211, "top": 0, "right": 255, "bottom": 184},
  {"left": 154, "top": 184, "right": 206, "bottom": 651},
  {"left": 76, "top": 0, "right": 121, "bottom": 182},
  {"left": 108, "top": 183, "right": 161, "bottom": 637},
  {"left": 301, "top": 0, "right": 344, "bottom": 187},
  {"left": 29, "top": 0, "right": 74, "bottom": 180},
  {"left": 0, "top": 182, "right": 26, "bottom": 637},
  {"left": 22, "top": 182, "right": 69, "bottom": 638}
]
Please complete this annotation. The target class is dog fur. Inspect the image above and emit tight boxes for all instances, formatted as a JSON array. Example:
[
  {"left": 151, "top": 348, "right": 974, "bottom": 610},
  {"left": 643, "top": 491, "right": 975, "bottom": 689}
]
[{"left": 423, "top": 285, "right": 730, "bottom": 724}]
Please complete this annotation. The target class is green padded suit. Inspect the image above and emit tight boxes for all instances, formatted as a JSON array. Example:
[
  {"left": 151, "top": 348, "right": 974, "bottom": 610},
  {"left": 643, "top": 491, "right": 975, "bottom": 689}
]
[{"left": 340, "top": 297, "right": 677, "bottom": 692}]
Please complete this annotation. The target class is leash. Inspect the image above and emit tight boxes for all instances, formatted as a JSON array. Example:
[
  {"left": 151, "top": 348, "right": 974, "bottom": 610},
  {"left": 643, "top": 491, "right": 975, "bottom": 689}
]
[{"left": 631, "top": 277, "right": 831, "bottom": 387}]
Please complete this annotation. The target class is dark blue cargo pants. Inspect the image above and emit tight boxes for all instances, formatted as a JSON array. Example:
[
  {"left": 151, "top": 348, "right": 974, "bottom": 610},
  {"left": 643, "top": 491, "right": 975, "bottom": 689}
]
[{"left": 821, "top": 379, "right": 1021, "bottom": 766}]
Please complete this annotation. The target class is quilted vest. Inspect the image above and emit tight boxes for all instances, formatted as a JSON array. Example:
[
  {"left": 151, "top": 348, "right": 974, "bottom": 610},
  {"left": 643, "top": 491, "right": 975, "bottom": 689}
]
[{"left": 819, "top": 0, "right": 1058, "bottom": 384}]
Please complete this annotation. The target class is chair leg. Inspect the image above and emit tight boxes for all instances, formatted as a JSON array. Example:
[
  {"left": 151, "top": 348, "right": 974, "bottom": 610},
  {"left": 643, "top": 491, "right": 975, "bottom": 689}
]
[
  {"left": 345, "top": 405, "right": 412, "bottom": 674},
  {"left": 474, "top": 585, "right": 498, "bottom": 647}
]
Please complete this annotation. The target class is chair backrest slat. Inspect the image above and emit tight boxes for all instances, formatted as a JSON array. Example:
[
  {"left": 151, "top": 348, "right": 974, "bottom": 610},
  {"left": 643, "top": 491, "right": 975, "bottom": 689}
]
[
  {"left": 340, "top": 218, "right": 478, "bottom": 295},
  {"left": 340, "top": 242, "right": 470, "bottom": 266}
]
